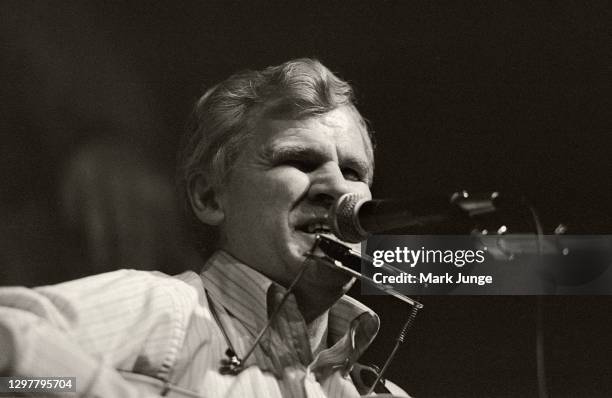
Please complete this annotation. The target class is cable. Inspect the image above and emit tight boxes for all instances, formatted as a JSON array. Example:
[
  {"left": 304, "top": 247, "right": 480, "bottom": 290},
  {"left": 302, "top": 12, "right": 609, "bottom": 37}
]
[{"left": 526, "top": 200, "right": 549, "bottom": 398}]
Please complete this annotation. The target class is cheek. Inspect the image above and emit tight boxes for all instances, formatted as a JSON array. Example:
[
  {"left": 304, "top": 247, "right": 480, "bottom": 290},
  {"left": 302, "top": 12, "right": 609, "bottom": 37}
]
[
  {"left": 225, "top": 169, "right": 311, "bottom": 216},
  {"left": 264, "top": 169, "right": 311, "bottom": 201}
]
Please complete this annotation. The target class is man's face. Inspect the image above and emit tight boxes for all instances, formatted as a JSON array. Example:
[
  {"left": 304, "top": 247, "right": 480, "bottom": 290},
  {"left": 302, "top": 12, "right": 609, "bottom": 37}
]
[{"left": 215, "top": 105, "right": 373, "bottom": 290}]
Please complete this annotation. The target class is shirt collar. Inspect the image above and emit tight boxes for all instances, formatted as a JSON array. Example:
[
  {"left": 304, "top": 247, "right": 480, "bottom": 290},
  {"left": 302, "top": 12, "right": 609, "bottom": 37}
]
[
  {"left": 201, "top": 251, "right": 272, "bottom": 334},
  {"left": 200, "top": 250, "right": 379, "bottom": 351}
]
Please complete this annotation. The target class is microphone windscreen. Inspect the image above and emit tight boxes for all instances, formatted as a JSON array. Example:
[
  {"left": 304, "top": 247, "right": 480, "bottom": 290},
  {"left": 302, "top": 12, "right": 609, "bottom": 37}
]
[{"left": 329, "top": 193, "right": 370, "bottom": 243}]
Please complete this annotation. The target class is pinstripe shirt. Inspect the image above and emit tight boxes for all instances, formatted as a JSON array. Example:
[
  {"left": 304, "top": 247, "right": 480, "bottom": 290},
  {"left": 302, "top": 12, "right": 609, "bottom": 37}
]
[{"left": 0, "top": 251, "right": 380, "bottom": 397}]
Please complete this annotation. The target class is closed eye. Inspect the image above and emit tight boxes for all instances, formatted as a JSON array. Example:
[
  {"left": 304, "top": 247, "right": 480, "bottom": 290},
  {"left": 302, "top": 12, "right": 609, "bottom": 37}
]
[
  {"left": 276, "top": 157, "right": 318, "bottom": 173},
  {"left": 341, "top": 158, "right": 371, "bottom": 183},
  {"left": 265, "top": 145, "right": 371, "bottom": 183},
  {"left": 341, "top": 167, "right": 364, "bottom": 182},
  {"left": 267, "top": 145, "right": 323, "bottom": 173}
]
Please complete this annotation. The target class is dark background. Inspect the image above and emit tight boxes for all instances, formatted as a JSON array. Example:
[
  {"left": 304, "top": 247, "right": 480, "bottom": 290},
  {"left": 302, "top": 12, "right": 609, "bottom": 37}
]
[{"left": 1, "top": 1, "right": 611, "bottom": 397}]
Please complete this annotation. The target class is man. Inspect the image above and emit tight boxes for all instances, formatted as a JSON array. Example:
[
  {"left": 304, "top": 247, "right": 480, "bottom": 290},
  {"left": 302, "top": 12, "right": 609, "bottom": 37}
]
[{"left": 0, "top": 59, "right": 400, "bottom": 397}]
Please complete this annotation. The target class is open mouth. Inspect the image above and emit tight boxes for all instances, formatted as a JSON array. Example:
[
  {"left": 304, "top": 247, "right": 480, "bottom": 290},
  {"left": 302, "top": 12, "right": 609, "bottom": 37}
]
[{"left": 296, "top": 221, "right": 332, "bottom": 235}]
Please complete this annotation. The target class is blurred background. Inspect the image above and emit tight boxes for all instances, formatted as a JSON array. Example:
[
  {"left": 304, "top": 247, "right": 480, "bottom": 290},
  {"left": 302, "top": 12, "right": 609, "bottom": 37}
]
[{"left": 1, "top": 1, "right": 611, "bottom": 396}]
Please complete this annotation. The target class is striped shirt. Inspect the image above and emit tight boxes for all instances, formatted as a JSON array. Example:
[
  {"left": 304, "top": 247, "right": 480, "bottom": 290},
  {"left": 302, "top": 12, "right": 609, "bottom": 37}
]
[{"left": 0, "top": 251, "right": 381, "bottom": 397}]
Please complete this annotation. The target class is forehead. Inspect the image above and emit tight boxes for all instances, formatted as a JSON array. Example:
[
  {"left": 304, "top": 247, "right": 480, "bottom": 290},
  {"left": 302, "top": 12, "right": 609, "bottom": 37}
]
[{"left": 252, "top": 106, "right": 373, "bottom": 165}]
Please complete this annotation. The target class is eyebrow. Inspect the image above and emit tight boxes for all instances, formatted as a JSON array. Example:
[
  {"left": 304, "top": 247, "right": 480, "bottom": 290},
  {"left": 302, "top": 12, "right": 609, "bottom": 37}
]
[{"left": 263, "top": 144, "right": 321, "bottom": 163}]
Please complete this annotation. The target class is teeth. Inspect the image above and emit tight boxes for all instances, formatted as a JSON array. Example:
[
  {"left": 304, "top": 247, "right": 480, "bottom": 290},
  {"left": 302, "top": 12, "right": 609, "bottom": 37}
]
[{"left": 306, "top": 223, "right": 330, "bottom": 233}]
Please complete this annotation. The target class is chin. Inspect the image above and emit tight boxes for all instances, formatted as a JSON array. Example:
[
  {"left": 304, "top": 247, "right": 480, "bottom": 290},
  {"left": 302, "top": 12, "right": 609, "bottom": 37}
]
[
  {"left": 291, "top": 232, "right": 318, "bottom": 253},
  {"left": 285, "top": 243, "right": 311, "bottom": 268}
]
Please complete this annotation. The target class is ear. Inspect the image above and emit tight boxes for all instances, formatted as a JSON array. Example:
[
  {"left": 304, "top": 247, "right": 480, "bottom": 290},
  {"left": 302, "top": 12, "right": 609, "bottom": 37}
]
[{"left": 188, "top": 173, "right": 225, "bottom": 226}]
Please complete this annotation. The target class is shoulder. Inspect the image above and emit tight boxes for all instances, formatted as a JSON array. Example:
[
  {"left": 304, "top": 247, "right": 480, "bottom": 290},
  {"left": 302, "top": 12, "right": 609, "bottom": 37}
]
[
  {"left": 39, "top": 269, "right": 198, "bottom": 303},
  {"left": 39, "top": 269, "right": 198, "bottom": 298},
  {"left": 0, "top": 270, "right": 207, "bottom": 375},
  {"left": 24, "top": 269, "right": 202, "bottom": 331}
]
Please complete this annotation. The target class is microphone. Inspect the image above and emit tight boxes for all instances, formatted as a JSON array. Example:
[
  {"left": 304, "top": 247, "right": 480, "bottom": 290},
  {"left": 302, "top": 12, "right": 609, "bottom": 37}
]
[{"left": 329, "top": 192, "right": 500, "bottom": 243}]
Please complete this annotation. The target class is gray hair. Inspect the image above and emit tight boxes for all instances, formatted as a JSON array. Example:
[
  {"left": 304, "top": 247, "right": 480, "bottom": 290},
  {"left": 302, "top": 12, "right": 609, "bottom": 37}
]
[{"left": 176, "top": 58, "right": 373, "bottom": 253}]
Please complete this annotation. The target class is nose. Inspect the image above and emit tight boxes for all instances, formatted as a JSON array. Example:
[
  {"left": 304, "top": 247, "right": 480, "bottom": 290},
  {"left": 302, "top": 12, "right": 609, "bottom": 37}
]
[{"left": 307, "top": 162, "right": 352, "bottom": 207}]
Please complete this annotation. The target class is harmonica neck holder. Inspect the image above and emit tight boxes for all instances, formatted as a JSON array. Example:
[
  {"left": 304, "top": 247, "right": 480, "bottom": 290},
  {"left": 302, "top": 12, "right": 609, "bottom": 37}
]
[{"left": 313, "top": 235, "right": 423, "bottom": 395}]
